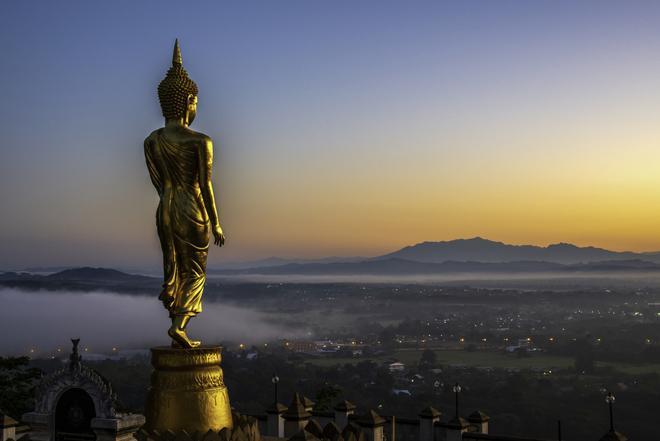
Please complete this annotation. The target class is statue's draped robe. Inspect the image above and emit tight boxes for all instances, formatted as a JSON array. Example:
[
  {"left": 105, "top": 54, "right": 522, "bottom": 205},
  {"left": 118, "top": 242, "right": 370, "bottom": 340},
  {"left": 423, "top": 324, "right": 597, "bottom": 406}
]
[{"left": 145, "top": 129, "right": 209, "bottom": 317}]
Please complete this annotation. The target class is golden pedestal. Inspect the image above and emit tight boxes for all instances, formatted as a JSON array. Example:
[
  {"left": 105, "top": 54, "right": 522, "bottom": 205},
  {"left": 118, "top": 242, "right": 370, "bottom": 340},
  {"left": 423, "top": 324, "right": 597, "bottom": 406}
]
[{"left": 145, "top": 346, "right": 233, "bottom": 433}]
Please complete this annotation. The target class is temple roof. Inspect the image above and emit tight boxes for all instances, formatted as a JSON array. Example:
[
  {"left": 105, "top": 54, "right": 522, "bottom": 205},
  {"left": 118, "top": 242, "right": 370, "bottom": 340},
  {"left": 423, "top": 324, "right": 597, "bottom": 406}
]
[
  {"left": 419, "top": 406, "right": 442, "bottom": 418},
  {"left": 334, "top": 400, "right": 357, "bottom": 412},
  {"left": 444, "top": 416, "right": 470, "bottom": 429},
  {"left": 322, "top": 421, "right": 342, "bottom": 440},
  {"left": 304, "top": 420, "right": 323, "bottom": 438},
  {"left": 0, "top": 412, "right": 18, "bottom": 428},
  {"left": 468, "top": 410, "right": 490, "bottom": 423},
  {"left": 33, "top": 339, "right": 118, "bottom": 418},
  {"left": 283, "top": 393, "right": 311, "bottom": 420},
  {"left": 290, "top": 429, "right": 319, "bottom": 441},
  {"left": 357, "top": 409, "right": 386, "bottom": 427},
  {"left": 302, "top": 396, "right": 315, "bottom": 409},
  {"left": 598, "top": 430, "right": 628, "bottom": 441},
  {"left": 266, "top": 402, "right": 288, "bottom": 414},
  {"left": 341, "top": 422, "right": 364, "bottom": 441}
]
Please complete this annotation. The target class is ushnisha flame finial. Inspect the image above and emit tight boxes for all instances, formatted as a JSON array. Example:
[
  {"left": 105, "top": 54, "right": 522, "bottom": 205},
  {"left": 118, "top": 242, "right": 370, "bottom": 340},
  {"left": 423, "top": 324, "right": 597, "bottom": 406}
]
[{"left": 172, "top": 38, "right": 183, "bottom": 66}]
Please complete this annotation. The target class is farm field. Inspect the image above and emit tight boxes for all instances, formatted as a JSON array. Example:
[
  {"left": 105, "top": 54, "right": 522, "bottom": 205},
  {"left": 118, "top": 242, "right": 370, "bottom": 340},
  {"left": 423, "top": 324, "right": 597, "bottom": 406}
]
[{"left": 304, "top": 348, "right": 660, "bottom": 374}]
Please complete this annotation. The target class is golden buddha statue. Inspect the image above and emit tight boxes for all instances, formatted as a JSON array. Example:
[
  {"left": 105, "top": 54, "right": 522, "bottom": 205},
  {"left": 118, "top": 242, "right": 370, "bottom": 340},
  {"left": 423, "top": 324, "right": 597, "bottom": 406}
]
[{"left": 144, "top": 39, "right": 225, "bottom": 349}]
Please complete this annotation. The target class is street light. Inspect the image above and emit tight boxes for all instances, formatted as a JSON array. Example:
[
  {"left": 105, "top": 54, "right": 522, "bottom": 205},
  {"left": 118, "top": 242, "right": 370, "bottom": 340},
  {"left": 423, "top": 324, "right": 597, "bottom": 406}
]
[
  {"left": 452, "top": 383, "right": 462, "bottom": 419},
  {"left": 433, "top": 380, "right": 441, "bottom": 395},
  {"left": 605, "top": 391, "right": 616, "bottom": 432},
  {"left": 557, "top": 420, "right": 562, "bottom": 441},
  {"left": 271, "top": 373, "right": 280, "bottom": 404}
]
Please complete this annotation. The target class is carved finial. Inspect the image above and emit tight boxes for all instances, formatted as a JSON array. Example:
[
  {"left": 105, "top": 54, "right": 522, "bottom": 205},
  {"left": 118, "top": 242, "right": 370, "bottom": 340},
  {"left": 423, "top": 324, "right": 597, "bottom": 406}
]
[
  {"left": 69, "top": 338, "right": 82, "bottom": 371},
  {"left": 173, "top": 38, "right": 183, "bottom": 67}
]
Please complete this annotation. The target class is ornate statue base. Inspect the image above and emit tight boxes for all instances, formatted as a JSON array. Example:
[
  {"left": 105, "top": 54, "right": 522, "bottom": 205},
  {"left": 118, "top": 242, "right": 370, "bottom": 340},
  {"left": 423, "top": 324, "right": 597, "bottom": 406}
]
[{"left": 145, "top": 346, "right": 232, "bottom": 433}]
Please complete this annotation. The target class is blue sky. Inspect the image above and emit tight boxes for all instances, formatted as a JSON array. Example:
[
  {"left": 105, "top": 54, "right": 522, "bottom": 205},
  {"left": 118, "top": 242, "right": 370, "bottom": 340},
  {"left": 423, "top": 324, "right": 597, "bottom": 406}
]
[{"left": 2, "top": 1, "right": 660, "bottom": 269}]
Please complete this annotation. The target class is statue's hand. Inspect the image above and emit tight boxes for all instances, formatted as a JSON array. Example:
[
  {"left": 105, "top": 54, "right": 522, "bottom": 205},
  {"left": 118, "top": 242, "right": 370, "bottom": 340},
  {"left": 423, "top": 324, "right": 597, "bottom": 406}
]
[{"left": 213, "top": 225, "right": 225, "bottom": 247}]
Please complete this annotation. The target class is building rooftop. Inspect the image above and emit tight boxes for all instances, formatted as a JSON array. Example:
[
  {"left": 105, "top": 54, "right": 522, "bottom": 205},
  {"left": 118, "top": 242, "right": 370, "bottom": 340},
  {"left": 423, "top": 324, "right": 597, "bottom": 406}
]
[
  {"left": 468, "top": 410, "right": 490, "bottom": 423},
  {"left": 442, "top": 416, "right": 470, "bottom": 430},
  {"left": 419, "top": 407, "right": 442, "bottom": 419},
  {"left": 598, "top": 430, "right": 628, "bottom": 441},
  {"left": 302, "top": 396, "right": 315, "bottom": 409},
  {"left": 304, "top": 420, "right": 323, "bottom": 438},
  {"left": 283, "top": 394, "right": 312, "bottom": 420},
  {"left": 0, "top": 412, "right": 19, "bottom": 429},
  {"left": 266, "top": 402, "right": 288, "bottom": 414},
  {"left": 322, "top": 421, "right": 341, "bottom": 440},
  {"left": 357, "top": 410, "right": 386, "bottom": 427},
  {"left": 334, "top": 400, "right": 357, "bottom": 412}
]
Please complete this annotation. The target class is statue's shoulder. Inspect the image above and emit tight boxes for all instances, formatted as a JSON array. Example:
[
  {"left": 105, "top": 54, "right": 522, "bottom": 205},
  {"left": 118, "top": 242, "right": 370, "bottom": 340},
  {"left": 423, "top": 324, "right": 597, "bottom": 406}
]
[
  {"left": 185, "top": 128, "right": 213, "bottom": 147},
  {"left": 144, "top": 128, "right": 163, "bottom": 145},
  {"left": 185, "top": 127, "right": 211, "bottom": 140}
]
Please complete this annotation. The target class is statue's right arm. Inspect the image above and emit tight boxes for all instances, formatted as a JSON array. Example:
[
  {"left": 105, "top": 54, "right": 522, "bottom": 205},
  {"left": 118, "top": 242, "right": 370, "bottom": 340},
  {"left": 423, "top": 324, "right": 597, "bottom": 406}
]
[{"left": 198, "top": 137, "right": 224, "bottom": 246}]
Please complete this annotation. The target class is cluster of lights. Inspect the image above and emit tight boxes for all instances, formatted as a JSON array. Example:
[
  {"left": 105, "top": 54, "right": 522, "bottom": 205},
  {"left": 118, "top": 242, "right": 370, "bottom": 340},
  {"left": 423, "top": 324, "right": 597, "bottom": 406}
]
[
  {"left": 25, "top": 345, "right": 133, "bottom": 357},
  {"left": 605, "top": 392, "right": 615, "bottom": 404}
]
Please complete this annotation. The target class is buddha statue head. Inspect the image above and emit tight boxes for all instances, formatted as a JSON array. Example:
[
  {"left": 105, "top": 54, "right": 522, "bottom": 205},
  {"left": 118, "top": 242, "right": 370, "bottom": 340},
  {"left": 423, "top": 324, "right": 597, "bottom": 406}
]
[{"left": 158, "top": 39, "right": 199, "bottom": 125}]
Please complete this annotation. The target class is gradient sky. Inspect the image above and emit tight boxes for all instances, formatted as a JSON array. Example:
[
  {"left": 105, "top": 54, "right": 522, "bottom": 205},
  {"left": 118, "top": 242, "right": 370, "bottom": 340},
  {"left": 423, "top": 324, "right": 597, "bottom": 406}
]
[{"left": 2, "top": 1, "right": 660, "bottom": 269}]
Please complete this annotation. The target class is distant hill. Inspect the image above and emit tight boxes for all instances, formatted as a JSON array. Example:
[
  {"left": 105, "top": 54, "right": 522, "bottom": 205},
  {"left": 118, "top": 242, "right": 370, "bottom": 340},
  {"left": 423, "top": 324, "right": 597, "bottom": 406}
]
[
  {"left": 376, "top": 237, "right": 652, "bottom": 264},
  {"left": 0, "top": 267, "right": 158, "bottom": 294},
  {"left": 46, "top": 267, "right": 153, "bottom": 281}
]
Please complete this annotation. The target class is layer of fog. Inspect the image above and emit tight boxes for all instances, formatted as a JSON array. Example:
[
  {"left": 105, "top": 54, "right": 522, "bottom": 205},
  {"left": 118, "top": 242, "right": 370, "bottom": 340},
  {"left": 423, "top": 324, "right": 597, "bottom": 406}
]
[
  {"left": 0, "top": 288, "right": 306, "bottom": 356},
  {"left": 210, "top": 271, "right": 660, "bottom": 288}
]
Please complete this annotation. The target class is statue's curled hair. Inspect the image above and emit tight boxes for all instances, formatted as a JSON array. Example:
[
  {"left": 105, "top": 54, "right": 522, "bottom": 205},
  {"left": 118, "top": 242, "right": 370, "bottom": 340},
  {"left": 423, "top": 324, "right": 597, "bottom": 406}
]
[{"left": 158, "top": 64, "right": 198, "bottom": 120}]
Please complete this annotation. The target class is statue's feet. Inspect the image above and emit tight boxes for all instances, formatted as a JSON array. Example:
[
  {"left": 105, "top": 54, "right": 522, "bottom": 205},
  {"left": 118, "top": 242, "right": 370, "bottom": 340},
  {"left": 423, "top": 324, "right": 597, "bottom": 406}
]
[
  {"left": 170, "top": 340, "right": 201, "bottom": 348},
  {"left": 168, "top": 326, "right": 201, "bottom": 349}
]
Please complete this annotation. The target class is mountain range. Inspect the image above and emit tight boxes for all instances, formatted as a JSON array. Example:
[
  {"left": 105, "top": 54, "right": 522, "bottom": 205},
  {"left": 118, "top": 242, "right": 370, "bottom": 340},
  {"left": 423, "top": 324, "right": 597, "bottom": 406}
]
[
  {"left": 7, "top": 237, "right": 660, "bottom": 279},
  {"left": 2, "top": 259, "right": 660, "bottom": 292},
  {"left": 377, "top": 237, "right": 660, "bottom": 264},
  {"left": 207, "top": 237, "right": 660, "bottom": 276}
]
